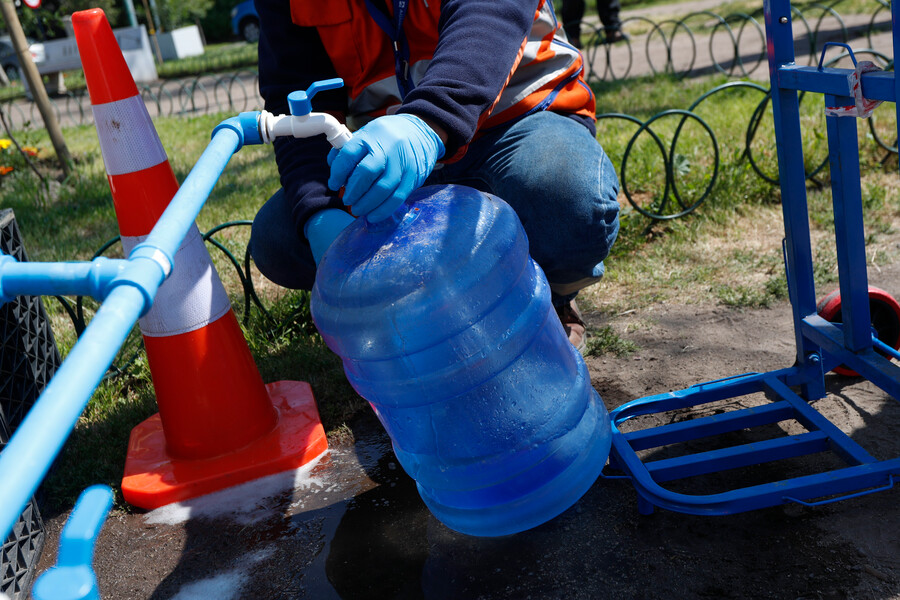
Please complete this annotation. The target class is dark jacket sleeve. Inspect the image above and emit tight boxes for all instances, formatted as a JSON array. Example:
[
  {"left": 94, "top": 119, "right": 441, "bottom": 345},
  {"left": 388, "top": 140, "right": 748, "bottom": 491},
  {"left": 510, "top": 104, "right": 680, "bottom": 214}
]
[
  {"left": 255, "top": 0, "right": 348, "bottom": 238},
  {"left": 397, "top": 0, "right": 539, "bottom": 158}
]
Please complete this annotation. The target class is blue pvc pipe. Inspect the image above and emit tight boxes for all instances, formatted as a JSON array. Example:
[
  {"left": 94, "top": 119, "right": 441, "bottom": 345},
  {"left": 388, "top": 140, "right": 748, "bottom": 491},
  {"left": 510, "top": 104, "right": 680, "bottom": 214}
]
[
  {"left": 0, "top": 256, "right": 127, "bottom": 303},
  {"left": 136, "top": 126, "right": 242, "bottom": 267},
  {"left": 57, "top": 485, "right": 114, "bottom": 567},
  {"left": 0, "top": 126, "right": 242, "bottom": 544},
  {"left": 0, "top": 284, "right": 149, "bottom": 543},
  {"left": 32, "top": 485, "right": 113, "bottom": 600}
]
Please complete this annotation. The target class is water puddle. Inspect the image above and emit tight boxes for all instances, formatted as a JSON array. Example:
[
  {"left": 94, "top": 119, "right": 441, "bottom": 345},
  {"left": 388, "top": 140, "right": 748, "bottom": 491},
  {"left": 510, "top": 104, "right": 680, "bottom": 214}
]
[
  {"left": 148, "top": 409, "right": 588, "bottom": 599},
  {"left": 285, "top": 413, "right": 616, "bottom": 599},
  {"left": 296, "top": 431, "right": 430, "bottom": 599}
]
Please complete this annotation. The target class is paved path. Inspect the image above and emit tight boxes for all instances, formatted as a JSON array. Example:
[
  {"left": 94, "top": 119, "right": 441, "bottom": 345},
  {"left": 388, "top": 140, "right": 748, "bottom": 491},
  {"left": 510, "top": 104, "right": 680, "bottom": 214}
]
[
  {"left": 582, "top": 4, "right": 893, "bottom": 83},
  {"left": 621, "top": 0, "right": 734, "bottom": 19}
]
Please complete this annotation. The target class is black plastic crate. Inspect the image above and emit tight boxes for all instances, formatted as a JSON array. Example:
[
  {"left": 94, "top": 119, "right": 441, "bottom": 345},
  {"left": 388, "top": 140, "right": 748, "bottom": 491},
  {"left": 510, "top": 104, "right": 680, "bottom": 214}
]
[
  {"left": 0, "top": 209, "right": 61, "bottom": 432},
  {"left": 0, "top": 418, "right": 45, "bottom": 600},
  {"left": 0, "top": 209, "right": 60, "bottom": 599}
]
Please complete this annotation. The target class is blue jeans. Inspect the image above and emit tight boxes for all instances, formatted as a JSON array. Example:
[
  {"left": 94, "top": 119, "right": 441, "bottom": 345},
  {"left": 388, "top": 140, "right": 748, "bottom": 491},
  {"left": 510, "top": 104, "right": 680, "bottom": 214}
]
[{"left": 250, "top": 111, "right": 620, "bottom": 302}]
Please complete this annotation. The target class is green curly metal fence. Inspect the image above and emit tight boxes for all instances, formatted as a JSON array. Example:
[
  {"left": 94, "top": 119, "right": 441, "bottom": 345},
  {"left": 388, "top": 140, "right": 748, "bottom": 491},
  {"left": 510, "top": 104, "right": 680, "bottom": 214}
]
[{"left": 575, "top": 0, "right": 892, "bottom": 80}]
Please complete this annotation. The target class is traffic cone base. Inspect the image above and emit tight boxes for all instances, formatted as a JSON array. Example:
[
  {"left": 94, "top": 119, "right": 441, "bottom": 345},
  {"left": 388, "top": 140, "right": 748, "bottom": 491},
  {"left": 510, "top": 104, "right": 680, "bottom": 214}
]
[{"left": 121, "top": 381, "right": 328, "bottom": 509}]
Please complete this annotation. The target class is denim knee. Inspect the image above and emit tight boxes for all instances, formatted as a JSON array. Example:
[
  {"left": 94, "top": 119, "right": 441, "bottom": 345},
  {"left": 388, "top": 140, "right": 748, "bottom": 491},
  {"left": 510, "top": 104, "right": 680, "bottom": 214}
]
[
  {"left": 573, "top": 149, "right": 621, "bottom": 270},
  {"left": 504, "top": 120, "right": 620, "bottom": 290},
  {"left": 542, "top": 153, "right": 620, "bottom": 294},
  {"left": 249, "top": 188, "right": 317, "bottom": 290}
]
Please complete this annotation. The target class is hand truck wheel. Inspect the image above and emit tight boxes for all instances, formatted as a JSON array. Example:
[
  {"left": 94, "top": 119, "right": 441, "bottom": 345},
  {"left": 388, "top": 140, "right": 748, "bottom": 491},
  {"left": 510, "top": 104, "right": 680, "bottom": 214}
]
[{"left": 816, "top": 286, "right": 900, "bottom": 376}]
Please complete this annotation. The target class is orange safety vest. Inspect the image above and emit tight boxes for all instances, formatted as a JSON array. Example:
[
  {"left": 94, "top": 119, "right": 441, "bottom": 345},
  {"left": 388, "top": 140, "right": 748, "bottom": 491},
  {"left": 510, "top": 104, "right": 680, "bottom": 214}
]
[{"left": 289, "top": 0, "right": 595, "bottom": 136}]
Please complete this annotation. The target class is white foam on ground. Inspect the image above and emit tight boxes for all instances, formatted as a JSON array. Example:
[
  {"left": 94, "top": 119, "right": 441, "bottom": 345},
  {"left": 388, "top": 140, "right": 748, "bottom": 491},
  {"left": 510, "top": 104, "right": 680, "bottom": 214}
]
[
  {"left": 145, "top": 451, "right": 329, "bottom": 526},
  {"left": 169, "top": 545, "right": 277, "bottom": 600},
  {"left": 170, "top": 571, "right": 247, "bottom": 600}
]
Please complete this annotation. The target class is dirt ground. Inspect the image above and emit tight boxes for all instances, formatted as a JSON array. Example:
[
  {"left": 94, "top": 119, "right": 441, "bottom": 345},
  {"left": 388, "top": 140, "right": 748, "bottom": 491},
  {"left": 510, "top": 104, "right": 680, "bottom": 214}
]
[{"left": 32, "top": 257, "right": 900, "bottom": 599}]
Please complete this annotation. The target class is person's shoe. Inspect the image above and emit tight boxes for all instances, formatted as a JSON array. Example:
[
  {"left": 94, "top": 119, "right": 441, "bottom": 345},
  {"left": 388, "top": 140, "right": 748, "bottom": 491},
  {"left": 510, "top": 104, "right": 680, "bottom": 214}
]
[
  {"left": 556, "top": 299, "right": 587, "bottom": 355},
  {"left": 604, "top": 28, "right": 627, "bottom": 44}
]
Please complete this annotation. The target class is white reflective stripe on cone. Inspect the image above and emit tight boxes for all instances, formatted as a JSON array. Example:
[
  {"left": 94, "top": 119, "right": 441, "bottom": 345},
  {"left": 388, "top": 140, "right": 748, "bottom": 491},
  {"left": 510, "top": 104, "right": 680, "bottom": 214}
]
[
  {"left": 92, "top": 95, "right": 168, "bottom": 176},
  {"left": 122, "top": 225, "right": 231, "bottom": 337}
]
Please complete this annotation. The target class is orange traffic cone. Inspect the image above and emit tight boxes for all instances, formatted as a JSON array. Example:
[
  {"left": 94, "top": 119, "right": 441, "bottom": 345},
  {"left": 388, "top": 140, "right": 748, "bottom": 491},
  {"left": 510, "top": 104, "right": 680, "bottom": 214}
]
[{"left": 72, "top": 9, "right": 327, "bottom": 509}]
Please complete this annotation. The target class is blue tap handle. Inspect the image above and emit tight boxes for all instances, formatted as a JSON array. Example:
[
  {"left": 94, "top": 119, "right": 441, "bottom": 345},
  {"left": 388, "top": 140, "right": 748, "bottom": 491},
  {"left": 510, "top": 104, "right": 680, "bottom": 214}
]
[
  {"left": 32, "top": 485, "right": 114, "bottom": 600},
  {"left": 287, "top": 78, "right": 345, "bottom": 116}
]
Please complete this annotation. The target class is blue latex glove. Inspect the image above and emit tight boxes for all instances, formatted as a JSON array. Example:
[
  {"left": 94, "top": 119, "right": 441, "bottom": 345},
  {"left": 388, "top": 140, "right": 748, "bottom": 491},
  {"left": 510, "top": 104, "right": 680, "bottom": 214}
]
[
  {"left": 304, "top": 209, "right": 356, "bottom": 265},
  {"left": 327, "top": 113, "right": 445, "bottom": 223}
]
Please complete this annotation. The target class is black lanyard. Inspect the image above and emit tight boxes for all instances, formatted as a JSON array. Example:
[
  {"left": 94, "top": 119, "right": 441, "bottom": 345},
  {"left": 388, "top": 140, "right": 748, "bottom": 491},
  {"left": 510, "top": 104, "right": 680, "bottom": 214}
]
[{"left": 364, "top": 0, "right": 415, "bottom": 98}]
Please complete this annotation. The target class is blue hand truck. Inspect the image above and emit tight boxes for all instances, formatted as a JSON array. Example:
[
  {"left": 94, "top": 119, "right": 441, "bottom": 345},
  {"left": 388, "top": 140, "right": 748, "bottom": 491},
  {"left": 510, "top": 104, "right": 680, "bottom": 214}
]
[{"left": 606, "top": 0, "right": 900, "bottom": 515}]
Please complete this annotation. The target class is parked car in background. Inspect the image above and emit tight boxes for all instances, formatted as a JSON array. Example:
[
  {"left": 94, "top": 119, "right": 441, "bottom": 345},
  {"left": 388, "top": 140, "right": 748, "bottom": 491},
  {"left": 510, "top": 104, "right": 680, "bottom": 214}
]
[
  {"left": 0, "top": 35, "right": 42, "bottom": 82},
  {"left": 231, "top": 0, "right": 260, "bottom": 43}
]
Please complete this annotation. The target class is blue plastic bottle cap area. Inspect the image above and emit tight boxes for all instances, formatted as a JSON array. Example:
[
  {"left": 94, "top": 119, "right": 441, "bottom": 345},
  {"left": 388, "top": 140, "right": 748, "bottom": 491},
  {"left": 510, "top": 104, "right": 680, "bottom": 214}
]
[{"left": 312, "top": 184, "right": 611, "bottom": 537}]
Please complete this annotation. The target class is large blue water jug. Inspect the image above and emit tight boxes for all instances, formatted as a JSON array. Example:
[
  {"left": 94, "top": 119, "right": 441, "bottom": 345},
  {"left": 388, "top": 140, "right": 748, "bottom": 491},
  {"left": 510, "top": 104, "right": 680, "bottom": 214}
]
[{"left": 311, "top": 184, "right": 611, "bottom": 537}]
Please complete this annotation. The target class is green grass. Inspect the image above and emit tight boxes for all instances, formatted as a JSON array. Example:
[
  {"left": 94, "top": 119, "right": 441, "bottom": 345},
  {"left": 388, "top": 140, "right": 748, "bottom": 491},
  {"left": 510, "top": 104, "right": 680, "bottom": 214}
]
[
  {"left": 5, "top": 69, "right": 900, "bottom": 512},
  {"left": 1, "top": 112, "right": 279, "bottom": 261},
  {"left": 585, "top": 325, "right": 641, "bottom": 357},
  {"left": 156, "top": 42, "right": 258, "bottom": 79},
  {"left": 585, "top": 72, "right": 899, "bottom": 315},
  {"left": 41, "top": 372, "right": 159, "bottom": 510}
]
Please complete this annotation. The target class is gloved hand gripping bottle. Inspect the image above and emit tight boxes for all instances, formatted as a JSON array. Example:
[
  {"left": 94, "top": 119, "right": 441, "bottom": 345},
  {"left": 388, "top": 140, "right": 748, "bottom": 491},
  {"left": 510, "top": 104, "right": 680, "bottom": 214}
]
[{"left": 311, "top": 183, "right": 612, "bottom": 537}]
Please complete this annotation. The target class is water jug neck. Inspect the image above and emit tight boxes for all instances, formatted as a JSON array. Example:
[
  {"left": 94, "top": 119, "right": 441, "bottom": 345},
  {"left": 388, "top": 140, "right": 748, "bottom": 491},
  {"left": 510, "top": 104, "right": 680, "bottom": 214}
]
[{"left": 364, "top": 201, "right": 412, "bottom": 232}]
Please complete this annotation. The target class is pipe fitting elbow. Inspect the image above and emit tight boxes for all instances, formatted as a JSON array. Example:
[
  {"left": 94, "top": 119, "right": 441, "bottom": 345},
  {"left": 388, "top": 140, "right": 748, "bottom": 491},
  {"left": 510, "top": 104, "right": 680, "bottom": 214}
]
[
  {"left": 86, "top": 256, "right": 128, "bottom": 301},
  {"left": 105, "top": 244, "right": 173, "bottom": 316},
  {"left": 319, "top": 114, "right": 353, "bottom": 148},
  {"left": 258, "top": 111, "right": 352, "bottom": 147},
  {"left": 213, "top": 112, "right": 264, "bottom": 148}
]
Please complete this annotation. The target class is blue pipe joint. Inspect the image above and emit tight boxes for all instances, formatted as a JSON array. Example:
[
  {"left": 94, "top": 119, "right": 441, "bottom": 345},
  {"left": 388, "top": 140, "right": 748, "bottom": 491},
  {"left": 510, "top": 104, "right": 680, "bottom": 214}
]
[
  {"left": 32, "top": 485, "right": 113, "bottom": 600},
  {"left": 0, "top": 252, "right": 17, "bottom": 306},
  {"left": 85, "top": 256, "right": 126, "bottom": 301},
  {"left": 212, "top": 111, "right": 263, "bottom": 148},
  {"left": 106, "top": 243, "right": 172, "bottom": 316}
]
